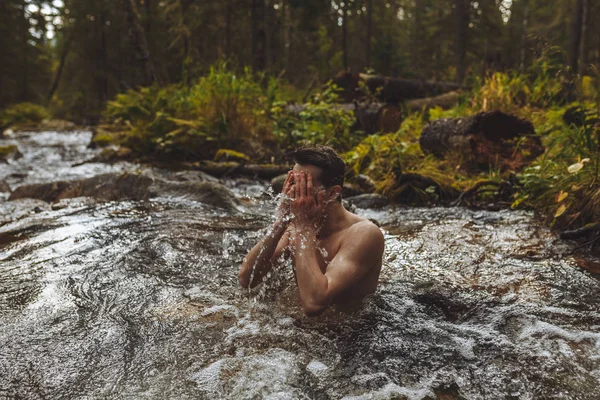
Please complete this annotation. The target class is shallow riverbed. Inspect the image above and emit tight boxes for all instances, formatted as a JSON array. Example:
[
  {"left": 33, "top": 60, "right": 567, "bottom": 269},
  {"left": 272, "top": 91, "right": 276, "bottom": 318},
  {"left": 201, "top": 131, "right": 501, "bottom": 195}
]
[{"left": 1, "top": 130, "right": 599, "bottom": 399}]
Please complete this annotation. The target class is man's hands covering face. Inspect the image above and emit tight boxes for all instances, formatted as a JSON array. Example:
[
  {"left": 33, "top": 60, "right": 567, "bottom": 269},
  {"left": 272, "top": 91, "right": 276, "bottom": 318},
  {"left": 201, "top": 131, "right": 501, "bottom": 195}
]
[{"left": 289, "top": 171, "right": 326, "bottom": 232}]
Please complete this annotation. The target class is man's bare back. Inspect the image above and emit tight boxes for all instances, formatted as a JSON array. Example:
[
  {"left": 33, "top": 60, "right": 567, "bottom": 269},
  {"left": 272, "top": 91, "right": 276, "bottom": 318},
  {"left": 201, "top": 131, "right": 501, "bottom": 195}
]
[{"left": 239, "top": 146, "right": 384, "bottom": 316}]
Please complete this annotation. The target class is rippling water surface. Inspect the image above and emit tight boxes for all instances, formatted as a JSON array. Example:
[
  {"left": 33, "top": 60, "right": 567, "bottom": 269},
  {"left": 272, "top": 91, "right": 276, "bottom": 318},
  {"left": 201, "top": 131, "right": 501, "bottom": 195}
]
[{"left": 1, "top": 130, "right": 600, "bottom": 399}]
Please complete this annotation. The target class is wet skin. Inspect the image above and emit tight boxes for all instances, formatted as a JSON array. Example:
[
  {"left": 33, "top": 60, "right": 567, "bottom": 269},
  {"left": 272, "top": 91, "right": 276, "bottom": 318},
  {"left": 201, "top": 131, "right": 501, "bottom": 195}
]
[{"left": 239, "top": 164, "right": 385, "bottom": 316}]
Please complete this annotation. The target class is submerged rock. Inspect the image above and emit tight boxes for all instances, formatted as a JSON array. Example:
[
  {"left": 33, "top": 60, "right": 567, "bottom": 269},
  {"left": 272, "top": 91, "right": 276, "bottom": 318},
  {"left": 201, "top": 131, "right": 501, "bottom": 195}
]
[
  {"left": 270, "top": 174, "right": 287, "bottom": 193},
  {"left": 9, "top": 172, "right": 239, "bottom": 210},
  {"left": 0, "top": 145, "right": 23, "bottom": 162},
  {"left": 345, "top": 193, "right": 389, "bottom": 209},
  {"left": 149, "top": 180, "right": 239, "bottom": 210},
  {"left": 9, "top": 173, "right": 152, "bottom": 202},
  {"left": 0, "top": 180, "right": 10, "bottom": 193}
]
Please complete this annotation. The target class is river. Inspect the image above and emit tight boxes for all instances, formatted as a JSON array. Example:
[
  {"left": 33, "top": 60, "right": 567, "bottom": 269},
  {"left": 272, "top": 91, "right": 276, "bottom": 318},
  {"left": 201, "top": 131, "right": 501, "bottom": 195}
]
[{"left": 1, "top": 130, "right": 599, "bottom": 399}]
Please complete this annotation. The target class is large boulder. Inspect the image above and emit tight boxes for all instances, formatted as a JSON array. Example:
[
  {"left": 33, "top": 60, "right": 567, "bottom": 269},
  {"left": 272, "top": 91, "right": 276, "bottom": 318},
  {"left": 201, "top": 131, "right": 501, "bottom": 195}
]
[
  {"left": 9, "top": 173, "right": 153, "bottom": 202},
  {"left": 9, "top": 172, "right": 239, "bottom": 210}
]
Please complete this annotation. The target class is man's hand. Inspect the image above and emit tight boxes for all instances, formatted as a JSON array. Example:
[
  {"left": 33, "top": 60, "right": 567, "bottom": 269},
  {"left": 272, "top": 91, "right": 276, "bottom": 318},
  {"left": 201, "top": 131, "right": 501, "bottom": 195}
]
[
  {"left": 290, "top": 171, "right": 325, "bottom": 234},
  {"left": 276, "top": 171, "right": 295, "bottom": 225}
]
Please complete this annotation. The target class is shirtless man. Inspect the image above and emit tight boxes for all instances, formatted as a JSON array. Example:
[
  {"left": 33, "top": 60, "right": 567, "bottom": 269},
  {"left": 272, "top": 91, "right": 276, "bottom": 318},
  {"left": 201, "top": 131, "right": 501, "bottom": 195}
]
[{"left": 239, "top": 145, "right": 385, "bottom": 316}]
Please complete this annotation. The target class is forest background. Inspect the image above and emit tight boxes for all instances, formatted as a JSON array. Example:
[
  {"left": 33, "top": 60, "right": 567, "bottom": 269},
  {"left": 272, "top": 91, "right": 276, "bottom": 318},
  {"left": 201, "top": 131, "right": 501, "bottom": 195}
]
[{"left": 1, "top": 0, "right": 600, "bottom": 232}]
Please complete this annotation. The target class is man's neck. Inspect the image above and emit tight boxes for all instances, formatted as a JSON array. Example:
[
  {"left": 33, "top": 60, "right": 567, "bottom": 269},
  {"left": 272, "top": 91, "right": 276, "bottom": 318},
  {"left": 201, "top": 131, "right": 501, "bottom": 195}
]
[{"left": 318, "top": 201, "right": 349, "bottom": 239}]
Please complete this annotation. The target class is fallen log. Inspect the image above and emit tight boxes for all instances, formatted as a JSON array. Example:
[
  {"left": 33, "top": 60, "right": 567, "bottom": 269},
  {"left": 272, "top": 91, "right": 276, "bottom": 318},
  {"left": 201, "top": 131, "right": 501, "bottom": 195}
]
[
  {"left": 419, "top": 111, "right": 544, "bottom": 171},
  {"left": 560, "top": 223, "right": 600, "bottom": 240},
  {"left": 331, "top": 71, "right": 461, "bottom": 103},
  {"left": 192, "top": 161, "right": 291, "bottom": 180},
  {"left": 405, "top": 91, "right": 461, "bottom": 112}
]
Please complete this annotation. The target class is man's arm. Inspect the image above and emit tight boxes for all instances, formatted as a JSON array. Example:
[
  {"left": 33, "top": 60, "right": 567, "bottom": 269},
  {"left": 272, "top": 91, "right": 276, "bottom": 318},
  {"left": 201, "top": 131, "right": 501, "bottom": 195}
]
[
  {"left": 293, "top": 223, "right": 384, "bottom": 316},
  {"left": 239, "top": 171, "right": 294, "bottom": 288},
  {"left": 239, "top": 221, "right": 290, "bottom": 288}
]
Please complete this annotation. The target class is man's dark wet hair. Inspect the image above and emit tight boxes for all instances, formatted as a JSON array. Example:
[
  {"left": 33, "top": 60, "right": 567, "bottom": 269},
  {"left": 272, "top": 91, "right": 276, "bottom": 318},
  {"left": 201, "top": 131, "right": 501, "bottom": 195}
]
[{"left": 292, "top": 145, "right": 345, "bottom": 188}]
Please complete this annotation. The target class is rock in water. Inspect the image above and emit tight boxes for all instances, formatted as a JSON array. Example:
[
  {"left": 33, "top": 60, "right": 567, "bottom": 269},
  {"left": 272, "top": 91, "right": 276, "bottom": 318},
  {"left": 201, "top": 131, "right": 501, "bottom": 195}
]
[
  {"left": 270, "top": 174, "right": 287, "bottom": 194},
  {"left": 345, "top": 194, "right": 389, "bottom": 209},
  {"left": 9, "top": 172, "right": 239, "bottom": 210},
  {"left": 149, "top": 181, "right": 239, "bottom": 211},
  {"left": 0, "top": 180, "right": 11, "bottom": 193},
  {"left": 9, "top": 173, "right": 153, "bottom": 202}
]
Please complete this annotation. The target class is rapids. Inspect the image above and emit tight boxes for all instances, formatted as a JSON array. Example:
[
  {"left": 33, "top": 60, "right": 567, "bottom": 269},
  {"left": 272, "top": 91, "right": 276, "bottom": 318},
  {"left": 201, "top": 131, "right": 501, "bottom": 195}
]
[{"left": 1, "top": 130, "right": 599, "bottom": 399}]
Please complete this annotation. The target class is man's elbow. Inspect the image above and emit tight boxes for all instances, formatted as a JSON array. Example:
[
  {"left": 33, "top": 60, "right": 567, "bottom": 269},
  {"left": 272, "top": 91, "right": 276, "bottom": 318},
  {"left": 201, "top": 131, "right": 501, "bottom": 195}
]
[
  {"left": 238, "top": 270, "right": 250, "bottom": 289},
  {"left": 301, "top": 301, "right": 328, "bottom": 317}
]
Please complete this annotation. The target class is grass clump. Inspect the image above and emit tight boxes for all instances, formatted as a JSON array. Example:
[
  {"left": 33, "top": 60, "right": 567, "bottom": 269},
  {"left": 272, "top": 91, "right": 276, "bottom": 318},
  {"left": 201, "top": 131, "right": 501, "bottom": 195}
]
[
  {"left": 0, "top": 102, "right": 50, "bottom": 130},
  {"left": 104, "top": 64, "right": 275, "bottom": 160}
]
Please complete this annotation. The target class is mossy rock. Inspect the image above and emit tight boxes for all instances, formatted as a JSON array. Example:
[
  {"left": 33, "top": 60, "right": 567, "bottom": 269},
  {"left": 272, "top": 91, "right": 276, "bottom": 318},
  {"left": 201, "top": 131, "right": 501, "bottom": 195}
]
[
  {"left": 0, "top": 145, "right": 23, "bottom": 162},
  {"left": 214, "top": 149, "right": 250, "bottom": 163}
]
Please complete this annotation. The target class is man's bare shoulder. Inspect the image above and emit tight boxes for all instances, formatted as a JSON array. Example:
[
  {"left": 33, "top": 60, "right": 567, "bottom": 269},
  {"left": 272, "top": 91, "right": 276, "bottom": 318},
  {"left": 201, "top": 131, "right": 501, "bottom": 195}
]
[{"left": 342, "top": 216, "right": 385, "bottom": 251}]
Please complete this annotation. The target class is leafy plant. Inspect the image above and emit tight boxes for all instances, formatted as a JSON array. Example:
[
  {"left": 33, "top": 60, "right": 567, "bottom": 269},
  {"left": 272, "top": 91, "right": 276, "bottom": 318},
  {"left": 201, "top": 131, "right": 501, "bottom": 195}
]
[{"left": 0, "top": 102, "right": 50, "bottom": 130}]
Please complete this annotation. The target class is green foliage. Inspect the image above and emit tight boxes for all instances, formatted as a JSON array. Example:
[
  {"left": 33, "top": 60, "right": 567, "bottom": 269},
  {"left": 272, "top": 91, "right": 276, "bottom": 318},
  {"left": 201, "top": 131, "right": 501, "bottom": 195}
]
[
  {"left": 104, "top": 65, "right": 274, "bottom": 159},
  {"left": 512, "top": 103, "right": 600, "bottom": 229},
  {"left": 270, "top": 83, "right": 359, "bottom": 151},
  {"left": 0, "top": 102, "right": 50, "bottom": 129}
]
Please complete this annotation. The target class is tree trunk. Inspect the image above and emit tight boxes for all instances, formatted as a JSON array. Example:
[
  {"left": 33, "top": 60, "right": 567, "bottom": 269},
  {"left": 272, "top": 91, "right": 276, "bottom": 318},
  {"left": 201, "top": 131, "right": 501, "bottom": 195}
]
[
  {"left": 99, "top": 11, "right": 109, "bottom": 105},
  {"left": 366, "top": 0, "right": 372, "bottom": 68},
  {"left": 342, "top": 2, "right": 348, "bottom": 70},
  {"left": 144, "top": 0, "right": 151, "bottom": 36},
  {"left": 47, "top": 30, "right": 74, "bottom": 103},
  {"left": 251, "top": 0, "right": 266, "bottom": 71},
  {"left": 519, "top": 1, "right": 529, "bottom": 73},
  {"left": 455, "top": 0, "right": 468, "bottom": 84},
  {"left": 419, "top": 111, "right": 544, "bottom": 171},
  {"left": 412, "top": 0, "right": 425, "bottom": 74},
  {"left": 579, "top": 0, "right": 590, "bottom": 74},
  {"left": 122, "top": 0, "right": 157, "bottom": 86},
  {"left": 19, "top": 0, "right": 28, "bottom": 102},
  {"left": 569, "top": 0, "right": 585, "bottom": 74},
  {"left": 282, "top": 0, "right": 291, "bottom": 70},
  {"left": 180, "top": 0, "right": 194, "bottom": 85},
  {"left": 225, "top": 0, "right": 232, "bottom": 58}
]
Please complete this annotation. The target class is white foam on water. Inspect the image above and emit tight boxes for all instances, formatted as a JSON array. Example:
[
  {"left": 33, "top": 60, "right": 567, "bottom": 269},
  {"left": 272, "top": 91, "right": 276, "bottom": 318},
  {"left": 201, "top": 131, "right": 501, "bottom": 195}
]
[
  {"left": 341, "top": 382, "right": 434, "bottom": 400},
  {"left": 518, "top": 319, "right": 600, "bottom": 346},
  {"left": 189, "top": 348, "right": 304, "bottom": 398},
  {"left": 453, "top": 336, "right": 476, "bottom": 360},
  {"left": 201, "top": 304, "right": 240, "bottom": 318},
  {"left": 306, "top": 359, "right": 329, "bottom": 377}
]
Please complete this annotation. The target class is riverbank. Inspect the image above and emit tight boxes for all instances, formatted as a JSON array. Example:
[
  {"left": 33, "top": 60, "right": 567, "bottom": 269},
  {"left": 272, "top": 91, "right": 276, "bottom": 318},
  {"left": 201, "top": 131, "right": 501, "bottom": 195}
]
[{"left": 2, "top": 67, "right": 599, "bottom": 241}]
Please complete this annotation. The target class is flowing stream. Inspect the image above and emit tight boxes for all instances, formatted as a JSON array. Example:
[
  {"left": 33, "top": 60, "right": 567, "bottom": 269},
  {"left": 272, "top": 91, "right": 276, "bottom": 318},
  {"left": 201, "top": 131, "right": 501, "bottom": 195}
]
[{"left": 1, "top": 130, "right": 600, "bottom": 399}]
